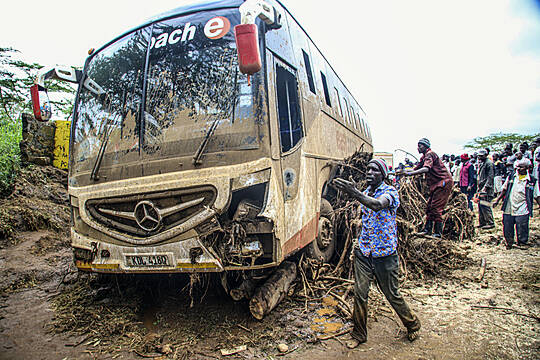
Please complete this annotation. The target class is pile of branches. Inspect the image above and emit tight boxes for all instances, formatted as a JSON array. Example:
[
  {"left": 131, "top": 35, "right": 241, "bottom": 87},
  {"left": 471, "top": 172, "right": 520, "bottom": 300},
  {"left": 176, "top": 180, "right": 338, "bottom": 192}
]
[
  {"left": 327, "top": 150, "right": 474, "bottom": 280},
  {"left": 293, "top": 151, "right": 476, "bottom": 327}
]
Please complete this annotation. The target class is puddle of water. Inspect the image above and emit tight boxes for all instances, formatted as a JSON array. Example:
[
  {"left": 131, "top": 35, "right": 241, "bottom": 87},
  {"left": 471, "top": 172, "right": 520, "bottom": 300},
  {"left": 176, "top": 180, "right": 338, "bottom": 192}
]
[
  {"left": 316, "top": 308, "right": 336, "bottom": 317},
  {"left": 142, "top": 306, "right": 158, "bottom": 334},
  {"left": 311, "top": 303, "right": 343, "bottom": 334},
  {"left": 322, "top": 296, "right": 338, "bottom": 307},
  {"left": 310, "top": 321, "right": 343, "bottom": 334}
]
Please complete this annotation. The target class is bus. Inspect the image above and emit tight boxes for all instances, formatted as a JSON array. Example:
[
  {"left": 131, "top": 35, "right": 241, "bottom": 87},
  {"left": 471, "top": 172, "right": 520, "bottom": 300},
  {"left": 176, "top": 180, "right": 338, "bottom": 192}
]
[{"left": 32, "top": 0, "right": 372, "bottom": 278}]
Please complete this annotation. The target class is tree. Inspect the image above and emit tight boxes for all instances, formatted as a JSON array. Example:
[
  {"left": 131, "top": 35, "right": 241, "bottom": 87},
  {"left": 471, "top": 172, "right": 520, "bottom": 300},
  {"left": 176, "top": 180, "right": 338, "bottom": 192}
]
[
  {"left": 464, "top": 132, "right": 540, "bottom": 153},
  {"left": 0, "top": 47, "right": 76, "bottom": 194},
  {"left": 0, "top": 47, "right": 76, "bottom": 123}
]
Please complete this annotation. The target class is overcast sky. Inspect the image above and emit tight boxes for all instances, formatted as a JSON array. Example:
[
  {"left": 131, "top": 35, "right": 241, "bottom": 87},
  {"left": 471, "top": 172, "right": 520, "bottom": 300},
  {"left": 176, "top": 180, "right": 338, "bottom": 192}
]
[{"left": 2, "top": 0, "right": 539, "bottom": 163}]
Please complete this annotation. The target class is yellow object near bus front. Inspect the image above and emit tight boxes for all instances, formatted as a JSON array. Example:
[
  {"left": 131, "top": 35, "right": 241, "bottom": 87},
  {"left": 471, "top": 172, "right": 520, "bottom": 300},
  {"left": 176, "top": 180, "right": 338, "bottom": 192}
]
[{"left": 53, "top": 120, "right": 70, "bottom": 169}]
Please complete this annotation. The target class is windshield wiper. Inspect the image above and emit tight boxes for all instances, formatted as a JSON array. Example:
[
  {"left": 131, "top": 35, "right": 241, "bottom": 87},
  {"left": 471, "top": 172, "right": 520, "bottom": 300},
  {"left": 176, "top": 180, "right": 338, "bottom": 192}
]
[
  {"left": 90, "top": 118, "right": 115, "bottom": 181},
  {"left": 192, "top": 71, "right": 239, "bottom": 166},
  {"left": 192, "top": 117, "right": 223, "bottom": 166}
]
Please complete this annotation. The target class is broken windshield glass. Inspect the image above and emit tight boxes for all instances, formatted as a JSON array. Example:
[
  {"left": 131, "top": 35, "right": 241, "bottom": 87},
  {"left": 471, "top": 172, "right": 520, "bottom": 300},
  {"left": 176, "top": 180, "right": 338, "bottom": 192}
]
[
  {"left": 72, "top": 27, "right": 149, "bottom": 176},
  {"left": 71, "top": 9, "right": 261, "bottom": 180},
  {"left": 142, "top": 11, "right": 259, "bottom": 161}
]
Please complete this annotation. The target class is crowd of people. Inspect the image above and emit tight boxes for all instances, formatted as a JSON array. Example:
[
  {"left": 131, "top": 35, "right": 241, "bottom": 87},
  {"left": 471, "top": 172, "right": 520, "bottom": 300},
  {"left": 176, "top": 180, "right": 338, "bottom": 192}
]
[
  {"left": 330, "top": 137, "right": 538, "bottom": 347},
  {"left": 394, "top": 137, "right": 540, "bottom": 248},
  {"left": 329, "top": 137, "right": 538, "bottom": 347}
]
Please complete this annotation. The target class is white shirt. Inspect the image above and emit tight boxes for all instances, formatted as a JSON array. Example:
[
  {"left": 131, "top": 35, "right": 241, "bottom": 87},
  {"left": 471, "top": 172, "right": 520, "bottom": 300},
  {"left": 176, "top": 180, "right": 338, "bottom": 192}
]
[
  {"left": 452, "top": 163, "right": 462, "bottom": 183},
  {"left": 443, "top": 161, "right": 450, "bottom": 172},
  {"left": 502, "top": 174, "right": 529, "bottom": 216}
]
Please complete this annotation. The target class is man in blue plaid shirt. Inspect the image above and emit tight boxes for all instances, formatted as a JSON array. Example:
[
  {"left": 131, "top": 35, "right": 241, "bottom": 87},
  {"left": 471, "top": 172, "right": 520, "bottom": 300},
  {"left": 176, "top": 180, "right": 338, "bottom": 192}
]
[{"left": 333, "top": 158, "right": 420, "bottom": 347}]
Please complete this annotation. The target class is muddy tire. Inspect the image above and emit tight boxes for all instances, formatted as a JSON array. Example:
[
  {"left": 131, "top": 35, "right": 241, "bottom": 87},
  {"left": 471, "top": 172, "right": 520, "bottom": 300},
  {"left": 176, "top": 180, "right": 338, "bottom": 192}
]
[{"left": 305, "top": 199, "right": 336, "bottom": 262}]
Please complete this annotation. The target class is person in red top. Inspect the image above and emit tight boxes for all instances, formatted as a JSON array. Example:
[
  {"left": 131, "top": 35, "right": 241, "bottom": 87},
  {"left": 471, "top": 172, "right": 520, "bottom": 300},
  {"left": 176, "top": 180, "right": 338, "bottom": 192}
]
[{"left": 401, "top": 138, "right": 453, "bottom": 237}]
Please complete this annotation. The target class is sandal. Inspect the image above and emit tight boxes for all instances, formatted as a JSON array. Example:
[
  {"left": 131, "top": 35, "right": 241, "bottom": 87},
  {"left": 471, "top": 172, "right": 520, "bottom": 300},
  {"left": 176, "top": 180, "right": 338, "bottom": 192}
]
[
  {"left": 346, "top": 334, "right": 366, "bottom": 349},
  {"left": 407, "top": 329, "right": 419, "bottom": 342}
]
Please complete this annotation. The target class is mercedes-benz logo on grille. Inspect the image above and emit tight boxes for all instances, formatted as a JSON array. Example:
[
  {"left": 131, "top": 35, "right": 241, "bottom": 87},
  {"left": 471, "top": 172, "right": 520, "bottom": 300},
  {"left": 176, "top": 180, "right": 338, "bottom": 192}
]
[
  {"left": 134, "top": 200, "right": 162, "bottom": 232},
  {"left": 95, "top": 195, "right": 206, "bottom": 235}
]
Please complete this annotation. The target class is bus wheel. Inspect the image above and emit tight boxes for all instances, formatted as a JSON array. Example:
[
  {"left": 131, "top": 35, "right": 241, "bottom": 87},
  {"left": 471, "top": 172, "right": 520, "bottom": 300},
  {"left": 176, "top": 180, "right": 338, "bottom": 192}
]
[{"left": 306, "top": 199, "right": 335, "bottom": 262}]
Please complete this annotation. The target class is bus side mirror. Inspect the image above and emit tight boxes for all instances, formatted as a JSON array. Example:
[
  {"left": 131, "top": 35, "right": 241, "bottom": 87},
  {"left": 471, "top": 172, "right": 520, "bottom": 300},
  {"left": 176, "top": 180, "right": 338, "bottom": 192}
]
[
  {"left": 30, "top": 84, "right": 52, "bottom": 121},
  {"left": 234, "top": 24, "right": 262, "bottom": 75}
]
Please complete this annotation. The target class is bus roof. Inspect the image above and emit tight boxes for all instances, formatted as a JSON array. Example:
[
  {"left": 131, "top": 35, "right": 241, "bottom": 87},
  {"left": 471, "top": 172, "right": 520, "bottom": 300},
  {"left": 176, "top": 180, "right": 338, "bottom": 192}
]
[
  {"left": 89, "top": 0, "right": 243, "bottom": 62},
  {"left": 144, "top": 0, "right": 244, "bottom": 27},
  {"left": 272, "top": 1, "right": 366, "bottom": 115},
  {"left": 87, "top": 0, "right": 367, "bottom": 117}
]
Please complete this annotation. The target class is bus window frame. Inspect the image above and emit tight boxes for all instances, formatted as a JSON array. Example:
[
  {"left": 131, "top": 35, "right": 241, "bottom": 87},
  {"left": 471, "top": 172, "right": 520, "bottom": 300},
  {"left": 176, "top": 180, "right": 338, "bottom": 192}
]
[
  {"left": 334, "top": 87, "right": 343, "bottom": 119},
  {"left": 320, "top": 71, "right": 332, "bottom": 108},
  {"left": 301, "top": 49, "right": 316, "bottom": 95},
  {"left": 343, "top": 97, "right": 350, "bottom": 125},
  {"left": 272, "top": 57, "right": 305, "bottom": 155}
]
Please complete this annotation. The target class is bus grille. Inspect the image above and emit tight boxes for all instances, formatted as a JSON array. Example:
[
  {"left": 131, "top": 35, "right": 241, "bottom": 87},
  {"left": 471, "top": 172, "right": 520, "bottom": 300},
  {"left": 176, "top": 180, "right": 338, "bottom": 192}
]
[{"left": 85, "top": 186, "right": 216, "bottom": 238}]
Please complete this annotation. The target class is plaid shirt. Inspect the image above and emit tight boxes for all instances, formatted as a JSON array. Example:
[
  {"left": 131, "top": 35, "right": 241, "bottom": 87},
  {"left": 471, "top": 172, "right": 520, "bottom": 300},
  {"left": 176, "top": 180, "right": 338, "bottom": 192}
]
[{"left": 358, "top": 182, "right": 400, "bottom": 257}]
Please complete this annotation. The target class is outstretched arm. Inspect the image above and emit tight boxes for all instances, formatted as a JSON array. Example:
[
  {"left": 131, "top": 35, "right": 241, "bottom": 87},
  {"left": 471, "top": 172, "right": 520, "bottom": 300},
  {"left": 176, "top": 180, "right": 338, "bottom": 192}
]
[
  {"left": 404, "top": 167, "right": 429, "bottom": 176},
  {"left": 331, "top": 178, "right": 390, "bottom": 211}
]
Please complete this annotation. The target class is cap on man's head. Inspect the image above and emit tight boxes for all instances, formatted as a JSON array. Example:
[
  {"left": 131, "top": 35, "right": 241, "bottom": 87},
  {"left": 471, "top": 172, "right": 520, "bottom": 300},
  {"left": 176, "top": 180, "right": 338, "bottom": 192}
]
[
  {"left": 368, "top": 158, "right": 389, "bottom": 178},
  {"left": 477, "top": 149, "right": 488, "bottom": 156},
  {"left": 418, "top": 138, "right": 430, "bottom": 148},
  {"left": 460, "top": 153, "right": 469, "bottom": 161}
]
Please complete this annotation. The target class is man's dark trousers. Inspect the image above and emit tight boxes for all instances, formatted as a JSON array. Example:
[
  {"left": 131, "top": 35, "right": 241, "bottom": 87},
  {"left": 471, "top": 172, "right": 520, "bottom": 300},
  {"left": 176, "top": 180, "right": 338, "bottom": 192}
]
[
  {"left": 351, "top": 249, "right": 420, "bottom": 342},
  {"left": 478, "top": 195, "right": 495, "bottom": 227},
  {"left": 502, "top": 214, "right": 529, "bottom": 245}
]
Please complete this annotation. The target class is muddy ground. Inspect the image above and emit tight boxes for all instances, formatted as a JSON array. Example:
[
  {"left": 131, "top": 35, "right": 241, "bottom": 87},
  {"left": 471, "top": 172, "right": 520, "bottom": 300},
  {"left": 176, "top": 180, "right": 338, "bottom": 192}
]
[{"left": 0, "top": 168, "right": 539, "bottom": 359}]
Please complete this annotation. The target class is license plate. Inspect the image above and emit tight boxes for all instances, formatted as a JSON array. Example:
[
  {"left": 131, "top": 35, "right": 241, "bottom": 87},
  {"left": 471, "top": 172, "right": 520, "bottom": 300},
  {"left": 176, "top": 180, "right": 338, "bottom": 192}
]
[{"left": 125, "top": 254, "right": 171, "bottom": 267}]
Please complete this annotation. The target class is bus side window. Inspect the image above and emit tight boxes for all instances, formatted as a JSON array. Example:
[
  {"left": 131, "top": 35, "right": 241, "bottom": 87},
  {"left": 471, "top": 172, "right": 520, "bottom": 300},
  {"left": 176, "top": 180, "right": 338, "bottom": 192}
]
[
  {"left": 302, "top": 50, "right": 316, "bottom": 94},
  {"left": 320, "top": 72, "right": 331, "bottom": 107},
  {"left": 334, "top": 88, "right": 343, "bottom": 118},
  {"left": 343, "top": 97, "right": 350, "bottom": 124},
  {"left": 276, "top": 64, "right": 304, "bottom": 152},
  {"left": 361, "top": 117, "right": 366, "bottom": 136}
]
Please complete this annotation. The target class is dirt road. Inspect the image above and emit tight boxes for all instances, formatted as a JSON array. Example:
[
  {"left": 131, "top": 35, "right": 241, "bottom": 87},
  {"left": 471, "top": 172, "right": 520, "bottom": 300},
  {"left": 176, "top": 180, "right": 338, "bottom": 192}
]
[{"left": 0, "top": 171, "right": 539, "bottom": 360}]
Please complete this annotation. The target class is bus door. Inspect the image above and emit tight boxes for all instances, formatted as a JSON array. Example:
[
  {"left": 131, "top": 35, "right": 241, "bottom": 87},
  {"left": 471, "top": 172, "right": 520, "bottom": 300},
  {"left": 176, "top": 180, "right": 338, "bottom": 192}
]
[{"left": 266, "top": 53, "right": 304, "bottom": 203}]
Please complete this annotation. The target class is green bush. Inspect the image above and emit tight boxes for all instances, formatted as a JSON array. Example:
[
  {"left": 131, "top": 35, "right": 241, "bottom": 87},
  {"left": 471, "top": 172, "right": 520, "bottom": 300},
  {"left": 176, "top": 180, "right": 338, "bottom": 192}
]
[{"left": 0, "top": 117, "right": 22, "bottom": 195}]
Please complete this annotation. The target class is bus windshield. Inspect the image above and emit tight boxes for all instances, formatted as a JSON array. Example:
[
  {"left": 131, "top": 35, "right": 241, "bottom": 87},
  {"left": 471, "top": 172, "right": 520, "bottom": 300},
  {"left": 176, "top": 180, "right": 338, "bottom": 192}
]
[{"left": 71, "top": 9, "right": 260, "bottom": 177}]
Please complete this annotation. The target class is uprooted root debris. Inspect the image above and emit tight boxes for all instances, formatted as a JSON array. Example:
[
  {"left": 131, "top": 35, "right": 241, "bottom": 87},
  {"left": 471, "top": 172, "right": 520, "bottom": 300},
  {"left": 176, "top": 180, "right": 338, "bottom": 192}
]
[
  {"left": 292, "top": 151, "right": 475, "bottom": 327},
  {"left": 328, "top": 150, "right": 474, "bottom": 280}
]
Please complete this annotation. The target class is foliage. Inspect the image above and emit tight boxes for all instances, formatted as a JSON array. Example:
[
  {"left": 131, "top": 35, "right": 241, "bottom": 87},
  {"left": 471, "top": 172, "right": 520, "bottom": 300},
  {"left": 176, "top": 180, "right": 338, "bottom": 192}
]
[
  {"left": 0, "top": 47, "right": 76, "bottom": 194},
  {"left": 464, "top": 132, "right": 540, "bottom": 152},
  {"left": 0, "top": 47, "right": 76, "bottom": 120},
  {"left": 0, "top": 118, "right": 22, "bottom": 195}
]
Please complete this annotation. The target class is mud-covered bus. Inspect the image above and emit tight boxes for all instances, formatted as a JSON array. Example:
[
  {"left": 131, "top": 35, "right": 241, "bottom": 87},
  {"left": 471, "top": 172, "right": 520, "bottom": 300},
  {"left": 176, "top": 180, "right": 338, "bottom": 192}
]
[{"left": 32, "top": 0, "right": 372, "bottom": 277}]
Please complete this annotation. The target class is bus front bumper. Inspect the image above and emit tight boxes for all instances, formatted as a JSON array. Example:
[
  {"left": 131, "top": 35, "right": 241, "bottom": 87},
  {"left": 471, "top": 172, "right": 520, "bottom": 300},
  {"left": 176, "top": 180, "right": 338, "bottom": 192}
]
[{"left": 72, "top": 230, "right": 224, "bottom": 273}]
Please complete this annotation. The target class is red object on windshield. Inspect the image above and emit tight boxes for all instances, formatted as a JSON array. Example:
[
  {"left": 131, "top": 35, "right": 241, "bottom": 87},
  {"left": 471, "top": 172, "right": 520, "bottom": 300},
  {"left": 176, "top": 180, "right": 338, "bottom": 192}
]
[{"left": 234, "top": 24, "right": 262, "bottom": 75}]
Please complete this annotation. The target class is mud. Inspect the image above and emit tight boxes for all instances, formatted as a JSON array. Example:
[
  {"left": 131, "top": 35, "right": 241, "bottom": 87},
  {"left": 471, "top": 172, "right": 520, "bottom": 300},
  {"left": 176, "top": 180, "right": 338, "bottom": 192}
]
[
  {"left": 0, "top": 165, "right": 68, "bottom": 244},
  {"left": 0, "top": 166, "right": 539, "bottom": 359}
]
